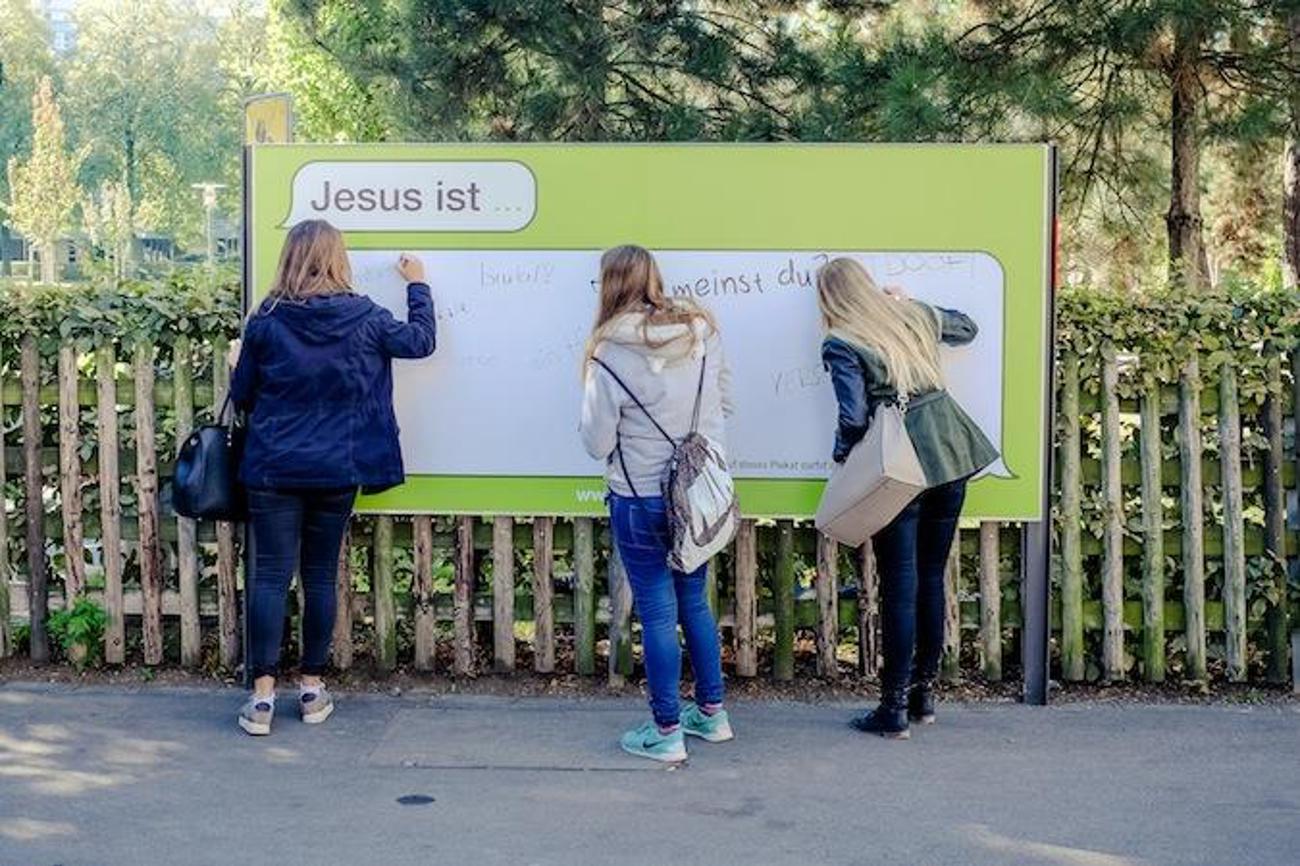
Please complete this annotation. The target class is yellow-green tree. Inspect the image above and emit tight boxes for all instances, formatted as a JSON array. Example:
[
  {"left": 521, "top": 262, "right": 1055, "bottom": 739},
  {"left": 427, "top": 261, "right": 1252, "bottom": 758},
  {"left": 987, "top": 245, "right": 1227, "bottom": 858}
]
[
  {"left": 82, "top": 179, "right": 135, "bottom": 279},
  {"left": 5, "top": 76, "right": 82, "bottom": 283},
  {"left": 0, "top": 0, "right": 55, "bottom": 276}
]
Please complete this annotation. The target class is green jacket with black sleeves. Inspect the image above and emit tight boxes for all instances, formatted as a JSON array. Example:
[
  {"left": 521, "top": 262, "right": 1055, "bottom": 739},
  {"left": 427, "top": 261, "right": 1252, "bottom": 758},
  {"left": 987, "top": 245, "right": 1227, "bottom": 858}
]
[{"left": 821, "top": 303, "right": 998, "bottom": 487}]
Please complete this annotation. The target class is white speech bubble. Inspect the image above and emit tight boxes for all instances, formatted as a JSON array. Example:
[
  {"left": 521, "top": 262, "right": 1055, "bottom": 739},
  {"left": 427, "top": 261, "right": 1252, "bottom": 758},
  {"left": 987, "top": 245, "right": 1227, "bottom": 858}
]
[{"left": 281, "top": 161, "right": 536, "bottom": 231}]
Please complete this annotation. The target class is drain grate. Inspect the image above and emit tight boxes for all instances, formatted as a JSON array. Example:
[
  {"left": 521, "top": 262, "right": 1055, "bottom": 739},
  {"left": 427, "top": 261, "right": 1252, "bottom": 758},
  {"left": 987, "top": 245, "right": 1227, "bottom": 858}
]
[{"left": 396, "top": 794, "right": 436, "bottom": 806}]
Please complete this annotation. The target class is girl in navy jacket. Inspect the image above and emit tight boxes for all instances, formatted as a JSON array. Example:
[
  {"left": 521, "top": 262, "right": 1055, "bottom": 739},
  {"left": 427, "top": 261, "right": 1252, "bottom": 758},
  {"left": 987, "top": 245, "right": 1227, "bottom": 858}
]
[{"left": 230, "top": 219, "right": 435, "bottom": 735}]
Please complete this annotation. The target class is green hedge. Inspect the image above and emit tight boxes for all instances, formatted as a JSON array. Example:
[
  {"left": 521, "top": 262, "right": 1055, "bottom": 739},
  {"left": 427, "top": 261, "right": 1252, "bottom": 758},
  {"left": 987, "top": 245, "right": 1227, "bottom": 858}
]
[
  {"left": 0, "top": 271, "right": 241, "bottom": 355},
  {"left": 1056, "top": 282, "right": 1300, "bottom": 402}
]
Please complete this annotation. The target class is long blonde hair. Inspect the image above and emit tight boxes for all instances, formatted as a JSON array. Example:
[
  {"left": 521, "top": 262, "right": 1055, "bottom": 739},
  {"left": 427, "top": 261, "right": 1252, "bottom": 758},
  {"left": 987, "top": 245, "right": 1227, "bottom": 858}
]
[
  {"left": 268, "top": 219, "right": 352, "bottom": 301},
  {"left": 583, "top": 245, "right": 716, "bottom": 365},
  {"left": 816, "top": 257, "right": 943, "bottom": 395}
]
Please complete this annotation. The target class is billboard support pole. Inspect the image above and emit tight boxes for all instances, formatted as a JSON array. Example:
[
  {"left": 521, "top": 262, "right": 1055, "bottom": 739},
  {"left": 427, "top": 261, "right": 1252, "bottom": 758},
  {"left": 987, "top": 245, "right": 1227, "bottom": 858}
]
[
  {"left": 240, "top": 144, "right": 253, "bottom": 689},
  {"left": 239, "top": 98, "right": 293, "bottom": 690},
  {"left": 1021, "top": 144, "right": 1059, "bottom": 707}
]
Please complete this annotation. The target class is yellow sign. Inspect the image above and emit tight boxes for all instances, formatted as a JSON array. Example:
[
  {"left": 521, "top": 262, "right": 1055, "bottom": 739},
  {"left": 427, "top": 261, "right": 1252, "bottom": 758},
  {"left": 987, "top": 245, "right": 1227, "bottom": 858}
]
[{"left": 244, "top": 94, "right": 294, "bottom": 145}]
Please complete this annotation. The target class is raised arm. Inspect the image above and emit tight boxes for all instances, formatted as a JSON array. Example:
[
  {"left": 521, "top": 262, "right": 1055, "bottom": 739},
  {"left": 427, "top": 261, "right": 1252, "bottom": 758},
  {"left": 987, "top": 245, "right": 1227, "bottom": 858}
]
[
  {"left": 934, "top": 305, "right": 978, "bottom": 346},
  {"left": 376, "top": 281, "right": 437, "bottom": 359}
]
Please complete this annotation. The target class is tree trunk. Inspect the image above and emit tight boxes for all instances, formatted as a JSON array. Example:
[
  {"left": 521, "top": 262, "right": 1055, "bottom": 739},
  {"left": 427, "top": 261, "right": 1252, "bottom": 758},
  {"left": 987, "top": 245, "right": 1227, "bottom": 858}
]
[
  {"left": 39, "top": 237, "right": 57, "bottom": 283},
  {"left": 1166, "top": 20, "right": 1210, "bottom": 289},
  {"left": 124, "top": 132, "right": 139, "bottom": 274},
  {"left": 1283, "top": 10, "right": 1300, "bottom": 288}
]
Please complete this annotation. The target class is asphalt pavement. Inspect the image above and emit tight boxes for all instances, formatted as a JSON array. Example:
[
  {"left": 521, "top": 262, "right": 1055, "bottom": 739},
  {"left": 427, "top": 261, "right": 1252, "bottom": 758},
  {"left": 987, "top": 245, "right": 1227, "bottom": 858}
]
[{"left": 0, "top": 682, "right": 1296, "bottom": 866}]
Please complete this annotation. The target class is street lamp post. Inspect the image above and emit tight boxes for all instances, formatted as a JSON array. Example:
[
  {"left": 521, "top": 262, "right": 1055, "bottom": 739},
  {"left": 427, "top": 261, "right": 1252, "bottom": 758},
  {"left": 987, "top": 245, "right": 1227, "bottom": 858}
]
[{"left": 191, "top": 182, "right": 227, "bottom": 270}]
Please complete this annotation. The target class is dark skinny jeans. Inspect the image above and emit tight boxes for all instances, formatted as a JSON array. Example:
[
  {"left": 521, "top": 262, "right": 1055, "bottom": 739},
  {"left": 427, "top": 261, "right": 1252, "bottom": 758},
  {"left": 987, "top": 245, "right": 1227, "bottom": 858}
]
[
  {"left": 872, "top": 479, "right": 968, "bottom": 697},
  {"left": 247, "top": 486, "right": 356, "bottom": 680}
]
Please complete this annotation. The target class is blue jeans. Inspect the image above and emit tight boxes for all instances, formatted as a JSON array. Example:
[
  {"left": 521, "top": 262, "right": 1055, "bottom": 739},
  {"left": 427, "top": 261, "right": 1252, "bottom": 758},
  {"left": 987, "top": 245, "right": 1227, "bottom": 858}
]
[
  {"left": 247, "top": 487, "right": 356, "bottom": 679},
  {"left": 609, "top": 493, "right": 725, "bottom": 727},
  {"left": 872, "top": 479, "right": 967, "bottom": 696}
]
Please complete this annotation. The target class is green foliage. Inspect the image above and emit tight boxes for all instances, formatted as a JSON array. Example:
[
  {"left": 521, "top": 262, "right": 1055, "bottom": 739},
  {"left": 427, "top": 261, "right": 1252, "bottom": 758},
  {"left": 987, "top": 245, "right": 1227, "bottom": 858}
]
[
  {"left": 0, "top": 0, "right": 55, "bottom": 201},
  {"left": 66, "top": 0, "right": 236, "bottom": 246},
  {"left": 276, "top": 0, "right": 805, "bottom": 142},
  {"left": 5, "top": 76, "right": 84, "bottom": 282},
  {"left": 1056, "top": 282, "right": 1300, "bottom": 399},
  {"left": 48, "top": 597, "right": 107, "bottom": 669},
  {"left": 0, "top": 271, "right": 241, "bottom": 355}
]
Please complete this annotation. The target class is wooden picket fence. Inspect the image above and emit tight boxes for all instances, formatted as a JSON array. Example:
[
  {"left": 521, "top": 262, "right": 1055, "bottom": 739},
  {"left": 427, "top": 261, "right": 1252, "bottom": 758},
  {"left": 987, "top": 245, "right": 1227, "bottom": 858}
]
[{"left": 1, "top": 332, "right": 1296, "bottom": 686}]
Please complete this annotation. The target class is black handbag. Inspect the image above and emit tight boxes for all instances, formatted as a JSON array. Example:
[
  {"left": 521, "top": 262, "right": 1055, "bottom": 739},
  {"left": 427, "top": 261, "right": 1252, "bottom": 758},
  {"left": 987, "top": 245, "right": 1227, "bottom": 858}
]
[{"left": 173, "top": 396, "right": 246, "bottom": 521}]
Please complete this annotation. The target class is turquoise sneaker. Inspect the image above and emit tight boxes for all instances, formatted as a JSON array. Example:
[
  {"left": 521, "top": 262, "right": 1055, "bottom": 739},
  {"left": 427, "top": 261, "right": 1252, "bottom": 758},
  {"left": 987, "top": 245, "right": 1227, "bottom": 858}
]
[
  {"left": 681, "top": 702, "right": 734, "bottom": 743},
  {"left": 620, "top": 721, "right": 687, "bottom": 763}
]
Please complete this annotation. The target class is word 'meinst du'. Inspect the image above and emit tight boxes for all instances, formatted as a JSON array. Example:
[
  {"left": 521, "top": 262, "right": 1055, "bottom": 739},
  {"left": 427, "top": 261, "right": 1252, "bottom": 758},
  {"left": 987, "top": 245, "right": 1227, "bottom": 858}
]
[{"left": 309, "top": 179, "right": 483, "bottom": 214}]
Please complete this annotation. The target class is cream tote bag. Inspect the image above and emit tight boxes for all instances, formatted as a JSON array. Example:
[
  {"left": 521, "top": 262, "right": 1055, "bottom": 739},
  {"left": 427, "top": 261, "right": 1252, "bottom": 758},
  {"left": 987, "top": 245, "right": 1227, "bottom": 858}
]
[{"left": 814, "top": 402, "right": 927, "bottom": 547}]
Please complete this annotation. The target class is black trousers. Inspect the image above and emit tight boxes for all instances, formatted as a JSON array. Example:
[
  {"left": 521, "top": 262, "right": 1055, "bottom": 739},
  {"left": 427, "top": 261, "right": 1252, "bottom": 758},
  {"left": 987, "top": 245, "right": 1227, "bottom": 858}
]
[
  {"left": 246, "top": 486, "right": 355, "bottom": 679},
  {"left": 872, "top": 479, "right": 968, "bottom": 696}
]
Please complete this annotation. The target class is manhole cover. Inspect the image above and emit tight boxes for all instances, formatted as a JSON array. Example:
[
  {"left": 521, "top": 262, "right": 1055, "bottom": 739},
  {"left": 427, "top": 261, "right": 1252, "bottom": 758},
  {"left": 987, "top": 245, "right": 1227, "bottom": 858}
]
[{"left": 396, "top": 794, "right": 436, "bottom": 806}]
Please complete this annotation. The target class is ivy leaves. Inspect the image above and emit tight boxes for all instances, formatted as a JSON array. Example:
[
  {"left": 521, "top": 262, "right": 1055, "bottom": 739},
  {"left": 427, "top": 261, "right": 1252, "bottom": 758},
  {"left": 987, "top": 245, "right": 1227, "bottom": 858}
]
[
  {"left": 1058, "top": 284, "right": 1300, "bottom": 402},
  {"left": 0, "top": 271, "right": 241, "bottom": 356}
]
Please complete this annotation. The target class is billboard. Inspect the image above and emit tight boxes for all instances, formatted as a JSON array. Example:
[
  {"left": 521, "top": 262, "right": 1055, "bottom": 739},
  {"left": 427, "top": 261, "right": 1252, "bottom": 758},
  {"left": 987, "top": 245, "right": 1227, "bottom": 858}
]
[{"left": 247, "top": 143, "right": 1053, "bottom": 519}]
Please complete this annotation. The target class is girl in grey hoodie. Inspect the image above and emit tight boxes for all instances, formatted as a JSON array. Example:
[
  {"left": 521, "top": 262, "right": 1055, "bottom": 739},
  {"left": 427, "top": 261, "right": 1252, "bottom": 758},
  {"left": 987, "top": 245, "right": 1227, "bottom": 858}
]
[{"left": 580, "top": 245, "right": 735, "bottom": 763}]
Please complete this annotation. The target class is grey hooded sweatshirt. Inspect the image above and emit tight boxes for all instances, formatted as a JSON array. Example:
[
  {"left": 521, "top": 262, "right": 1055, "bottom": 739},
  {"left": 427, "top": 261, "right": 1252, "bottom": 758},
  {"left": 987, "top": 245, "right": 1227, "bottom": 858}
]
[{"left": 580, "top": 313, "right": 733, "bottom": 498}]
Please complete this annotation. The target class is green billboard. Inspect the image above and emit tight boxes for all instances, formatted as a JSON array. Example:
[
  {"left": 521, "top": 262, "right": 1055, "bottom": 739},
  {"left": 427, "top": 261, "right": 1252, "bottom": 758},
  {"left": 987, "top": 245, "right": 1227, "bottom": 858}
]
[{"left": 247, "top": 143, "right": 1053, "bottom": 520}]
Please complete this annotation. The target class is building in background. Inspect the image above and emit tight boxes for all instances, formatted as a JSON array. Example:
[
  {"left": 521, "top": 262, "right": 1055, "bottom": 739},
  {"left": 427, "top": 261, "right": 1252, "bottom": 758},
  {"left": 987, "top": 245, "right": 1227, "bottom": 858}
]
[{"left": 32, "top": 0, "right": 76, "bottom": 54}]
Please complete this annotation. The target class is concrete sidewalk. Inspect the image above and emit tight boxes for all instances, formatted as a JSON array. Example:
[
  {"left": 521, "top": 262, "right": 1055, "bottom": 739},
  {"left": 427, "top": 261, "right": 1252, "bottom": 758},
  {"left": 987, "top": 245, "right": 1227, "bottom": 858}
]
[{"left": 0, "top": 683, "right": 1296, "bottom": 866}]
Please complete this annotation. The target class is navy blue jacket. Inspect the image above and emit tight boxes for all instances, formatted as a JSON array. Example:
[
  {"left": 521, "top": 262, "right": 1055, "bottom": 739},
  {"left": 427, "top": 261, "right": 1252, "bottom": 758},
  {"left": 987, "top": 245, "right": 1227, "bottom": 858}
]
[{"left": 230, "top": 283, "right": 436, "bottom": 493}]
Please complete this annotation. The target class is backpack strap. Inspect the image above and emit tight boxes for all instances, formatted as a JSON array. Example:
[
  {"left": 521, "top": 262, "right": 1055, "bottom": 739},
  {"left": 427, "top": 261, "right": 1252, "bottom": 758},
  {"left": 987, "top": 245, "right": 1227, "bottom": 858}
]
[
  {"left": 689, "top": 352, "right": 707, "bottom": 434},
  {"left": 591, "top": 357, "right": 676, "bottom": 445},
  {"left": 591, "top": 356, "right": 678, "bottom": 500}
]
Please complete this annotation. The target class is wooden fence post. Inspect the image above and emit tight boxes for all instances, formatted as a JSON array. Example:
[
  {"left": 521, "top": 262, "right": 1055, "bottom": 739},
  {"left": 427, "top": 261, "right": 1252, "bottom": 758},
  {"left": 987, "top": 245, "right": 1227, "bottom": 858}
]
[
  {"left": 815, "top": 533, "right": 839, "bottom": 679},
  {"left": 492, "top": 515, "right": 515, "bottom": 672},
  {"left": 211, "top": 336, "right": 239, "bottom": 669},
  {"left": 1058, "top": 352, "right": 1085, "bottom": 681},
  {"left": 373, "top": 516, "right": 397, "bottom": 672},
  {"left": 1262, "top": 351, "right": 1289, "bottom": 683},
  {"left": 453, "top": 515, "right": 475, "bottom": 675},
  {"left": 1100, "top": 344, "right": 1125, "bottom": 681},
  {"left": 772, "top": 521, "right": 795, "bottom": 681},
  {"left": 21, "top": 337, "right": 48, "bottom": 663},
  {"left": 532, "top": 517, "right": 555, "bottom": 674},
  {"left": 860, "top": 539, "right": 882, "bottom": 678},
  {"left": 940, "top": 533, "right": 960, "bottom": 683},
  {"left": 1219, "top": 362, "right": 1247, "bottom": 681},
  {"left": 572, "top": 517, "right": 596, "bottom": 676},
  {"left": 0, "top": 344, "right": 8, "bottom": 657},
  {"left": 1293, "top": 348, "right": 1300, "bottom": 691},
  {"left": 1179, "top": 355, "right": 1206, "bottom": 683},
  {"left": 57, "top": 345, "right": 84, "bottom": 603},
  {"left": 331, "top": 527, "right": 353, "bottom": 670},
  {"left": 412, "top": 515, "right": 436, "bottom": 672},
  {"left": 733, "top": 519, "right": 758, "bottom": 678},
  {"left": 95, "top": 344, "right": 124, "bottom": 664},
  {"left": 607, "top": 541, "right": 633, "bottom": 685},
  {"left": 978, "top": 521, "right": 1002, "bottom": 682},
  {"left": 1139, "top": 374, "right": 1165, "bottom": 682},
  {"left": 134, "top": 342, "right": 162, "bottom": 665},
  {"left": 173, "top": 336, "right": 201, "bottom": 666},
  {"left": 705, "top": 558, "right": 720, "bottom": 618}
]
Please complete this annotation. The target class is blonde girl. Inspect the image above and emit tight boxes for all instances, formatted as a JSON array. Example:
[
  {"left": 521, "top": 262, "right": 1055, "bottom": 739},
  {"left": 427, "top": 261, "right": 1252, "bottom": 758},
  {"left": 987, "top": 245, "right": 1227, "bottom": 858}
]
[
  {"left": 818, "top": 257, "right": 996, "bottom": 739},
  {"left": 579, "top": 245, "right": 735, "bottom": 763}
]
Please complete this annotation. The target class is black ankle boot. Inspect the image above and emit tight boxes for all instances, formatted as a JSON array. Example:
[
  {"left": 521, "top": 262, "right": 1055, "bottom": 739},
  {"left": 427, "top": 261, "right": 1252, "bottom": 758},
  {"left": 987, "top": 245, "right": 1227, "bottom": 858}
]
[
  {"left": 850, "top": 688, "right": 910, "bottom": 739},
  {"left": 908, "top": 679, "right": 936, "bottom": 725}
]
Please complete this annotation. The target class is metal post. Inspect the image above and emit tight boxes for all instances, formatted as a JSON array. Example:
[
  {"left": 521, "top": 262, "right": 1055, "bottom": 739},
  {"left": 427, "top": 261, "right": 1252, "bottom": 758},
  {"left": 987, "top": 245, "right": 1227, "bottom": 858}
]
[
  {"left": 240, "top": 149, "right": 252, "bottom": 688},
  {"left": 1022, "top": 143, "right": 1059, "bottom": 707}
]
